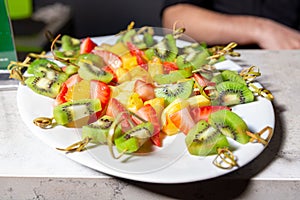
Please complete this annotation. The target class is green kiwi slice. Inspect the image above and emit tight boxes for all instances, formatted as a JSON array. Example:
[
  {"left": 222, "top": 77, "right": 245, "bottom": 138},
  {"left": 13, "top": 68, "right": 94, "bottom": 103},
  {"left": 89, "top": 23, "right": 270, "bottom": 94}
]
[
  {"left": 154, "top": 79, "right": 194, "bottom": 105},
  {"left": 208, "top": 110, "right": 250, "bottom": 144},
  {"left": 63, "top": 64, "right": 79, "bottom": 76},
  {"left": 53, "top": 35, "right": 81, "bottom": 59},
  {"left": 54, "top": 49, "right": 79, "bottom": 59},
  {"left": 145, "top": 34, "right": 178, "bottom": 62},
  {"left": 53, "top": 99, "right": 101, "bottom": 126},
  {"left": 185, "top": 120, "right": 229, "bottom": 156},
  {"left": 61, "top": 35, "right": 80, "bottom": 51},
  {"left": 215, "top": 81, "right": 254, "bottom": 106},
  {"left": 115, "top": 122, "right": 154, "bottom": 153},
  {"left": 143, "top": 32, "right": 155, "bottom": 47},
  {"left": 25, "top": 76, "right": 62, "bottom": 98},
  {"left": 82, "top": 115, "right": 117, "bottom": 144},
  {"left": 210, "top": 73, "right": 223, "bottom": 84},
  {"left": 74, "top": 53, "right": 105, "bottom": 68},
  {"left": 77, "top": 60, "right": 113, "bottom": 83},
  {"left": 120, "top": 29, "right": 148, "bottom": 49},
  {"left": 182, "top": 43, "right": 207, "bottom": 54},
  {"left": 27, "top": 59, "right": 61, "bottom": 75},
  {"left": 153, "top": 68, "right": 192, "bottom": 84},
  {"left": 221, "top": 70, "right": 246, "bottom": 85},
  {"left": 121, "top": 29, "right": 136, "bottom": 42},
  {"left": 27, "top": 59, "right": 68, "bottom": 83},
  {"left": 176, "top": 49, "right": 210, "bottom": 70}
]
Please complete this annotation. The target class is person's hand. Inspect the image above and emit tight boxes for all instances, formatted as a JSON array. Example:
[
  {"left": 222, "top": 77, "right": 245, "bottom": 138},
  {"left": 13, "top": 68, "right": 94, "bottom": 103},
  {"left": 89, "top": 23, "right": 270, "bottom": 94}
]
[{"left": 255, "top": 19, "right": 300, "bottom": 49}]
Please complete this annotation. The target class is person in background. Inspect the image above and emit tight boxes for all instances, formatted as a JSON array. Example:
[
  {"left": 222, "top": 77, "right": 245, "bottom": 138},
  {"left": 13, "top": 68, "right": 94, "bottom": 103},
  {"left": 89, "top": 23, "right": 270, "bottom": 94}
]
[{"left": 161, "top": 0, "right": 300, "bottom": 49}]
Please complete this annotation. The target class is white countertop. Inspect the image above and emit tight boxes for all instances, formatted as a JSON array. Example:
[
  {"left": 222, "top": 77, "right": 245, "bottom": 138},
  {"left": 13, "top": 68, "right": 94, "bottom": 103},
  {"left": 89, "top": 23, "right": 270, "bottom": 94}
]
[{"left": 1, "top": 50, "right": 300, "bottom": 199}]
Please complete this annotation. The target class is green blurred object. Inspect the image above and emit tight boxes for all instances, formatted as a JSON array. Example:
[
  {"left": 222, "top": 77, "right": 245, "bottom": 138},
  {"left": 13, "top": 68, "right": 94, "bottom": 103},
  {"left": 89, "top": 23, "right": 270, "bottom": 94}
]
[
  {"left": 7, "top": 0, "right": 32, "bottom": 20},
  {"left": 0, "top": 0, "right": 17, "bottom": 70}
]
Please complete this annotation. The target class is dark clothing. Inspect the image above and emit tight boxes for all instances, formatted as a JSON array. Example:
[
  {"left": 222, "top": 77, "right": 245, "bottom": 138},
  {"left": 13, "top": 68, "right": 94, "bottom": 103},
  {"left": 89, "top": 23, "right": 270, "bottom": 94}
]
[{"left": 162, "top": 0, "right": 300, "bottom": 30}]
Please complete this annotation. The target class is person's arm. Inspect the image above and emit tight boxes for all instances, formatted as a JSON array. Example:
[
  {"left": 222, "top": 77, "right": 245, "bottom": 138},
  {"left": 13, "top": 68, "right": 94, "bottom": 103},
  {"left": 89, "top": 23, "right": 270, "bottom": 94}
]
[{"left": 162, "top": 3, "right": 300, "bottom": 49}]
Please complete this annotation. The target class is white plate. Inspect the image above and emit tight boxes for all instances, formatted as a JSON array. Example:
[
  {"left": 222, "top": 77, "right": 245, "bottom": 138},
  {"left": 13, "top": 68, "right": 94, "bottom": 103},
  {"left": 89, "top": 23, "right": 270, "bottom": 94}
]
[{"left": 17, "top": 36, "right": 275, "bottom": 184}]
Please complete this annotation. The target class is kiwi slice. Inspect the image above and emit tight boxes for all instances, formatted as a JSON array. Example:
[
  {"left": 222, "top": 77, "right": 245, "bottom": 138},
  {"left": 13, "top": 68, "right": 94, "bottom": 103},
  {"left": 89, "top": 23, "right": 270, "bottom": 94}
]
[
  {"left": 25, "top": 76, "right": 62, "bottom": 98},
  {"left": 208, "top": 110, "right": 250, "bottom": 144},
  {"left": 153, "top": 68, "right": 192, "bottom": 84},
  {"left": 27, "top": 59, "right": 61, "bottom": 75},
  {"left": 61, "top": 35, "right": 80, "bottom": 51},
  {"left": 53, "top": 99, "right": 101, "bottom": 126},
  {"left": 77, "top": 60, "right": 113, "bottom": 83},
  {"left": 74, "top": 53, "right": 105, "bottom": 68},
  {"left": 176, "top": 49, "right": 210, "bottom": 70},
  {"left": 115, "top": 122, "right": 154, "bottom": 153},
  {"left": 221, "top": 70, "right": 246, "bottom": 85},
  {"left": 143, "top": 32, "right": 155, "bottom": 47},
  {"left": 120, "top": 29, "right": 147, "bottom": 50},
  {"left": 182, "top": 43, "right": 207, "bottom": 54},
  {"left": 185, "top": 120, "right": 229, "bottom": 156},
  {"left": 210, "top": 72, "right": 223, "bottom": 84},
  {"left": 121, "top": 29, "right": 136, "bottom": 42},
  {"left": 215, "top": 81, "right": 254, "bottom": 106},
  {"left": 54, "top": 49, "right": 79, "bottom": 59},
  {"left": 63, "top": 64, "right": 79, "bottom": 76},
  {"left": 82, "top": 115, "right": 121, "bottom": 144},
  {"left": 27, "top": 59, "right": 68, "bottom": 83},
  {"left": 154, "top": 79, "right": 194, "bottom": 105},
  {"left": 145, "top": 34, "right": 178, "bottom": 62},
  {"left": 53, "top": 35, "right": 81, "bottom": 59}
]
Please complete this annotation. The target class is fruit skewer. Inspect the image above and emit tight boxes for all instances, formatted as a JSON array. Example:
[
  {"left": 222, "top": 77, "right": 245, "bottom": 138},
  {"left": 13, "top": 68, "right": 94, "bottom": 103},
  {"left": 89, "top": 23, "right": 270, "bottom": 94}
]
[{"left": 7, "top": 24, "right": 274, "bottom": 169}]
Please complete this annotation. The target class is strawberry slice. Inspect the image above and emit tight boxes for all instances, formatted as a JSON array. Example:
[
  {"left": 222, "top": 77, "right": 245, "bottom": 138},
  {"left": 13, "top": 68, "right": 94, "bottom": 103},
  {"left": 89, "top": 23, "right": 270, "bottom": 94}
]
[
  {"left": 132, "top": 104, "right": 162, "bottom": 147},
  {"left": 80, "top": 37, "right": 97, "bottom": 54},
  {"left": 190, "top": 105, "right": 231, "bottom": 122},
  {"left": 106, "top": 98, "right": 135, "bottom": 132},
  {"left": 54, "top": 83, "right": 68, "bottom": 106},
  {"left": 127, "top": 42, "right": 147, "bottom": 66},
  {"left": 169, "top": 107, "right": 195, "bottom": 135},
  {"left": 102, "top": 66, "right": 118, "bottom": 84},
  {"left": 193, "top": 73, "right": 216, "bottom": 87},
  {"left": 93, "top": 49, "right": 122, "bottom": 70},
  {"left": 90, "top": 80, "right": 111, "bottom": 119},
  {"left": 163, "top": 61, "right": 178, "bottom": 74},
  {"left": 193, "top": 73, "right": 217, "bottom": 97},
  {"left": 54, "top": 74, "right": 82, "bottom": 106},
  {"left": 134, "top": 79, "right": 155, "bottom": 102}
]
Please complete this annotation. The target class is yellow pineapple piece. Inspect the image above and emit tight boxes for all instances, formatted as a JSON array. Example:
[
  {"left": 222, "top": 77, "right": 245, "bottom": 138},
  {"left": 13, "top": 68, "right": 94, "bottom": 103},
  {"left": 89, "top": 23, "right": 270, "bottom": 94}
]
[
  {"left": 160, "top": 98, "right": 190, "bottom": 135},
  {"left": 162, "top": 116, "right": 180, "bottom": 136},
  {"left": 128, "top": 66, "right": 153, "bottom": 83},
  {"left": 116, "top": 67, "right": 131, "bottom": 83},
  {"left": 121, "top": 53, "right": 138, "bottom": 70},
  {"left": 65, "top": 80, "right": 90, "bottom": 101},
  {"left": 187, "top": 95, "right": 211, "bottom": 108},
  {"left": 112, "top": 80, "right": 136, "bottom": 106},
  {"left": 127, "top": 92, "right": 144, "bottom": 112},
  {"left": 108, "top": 42, "right": 129, "bottom": 56},
  {"left": 148, "top": 60, "right": 164, "bottom": 79}
]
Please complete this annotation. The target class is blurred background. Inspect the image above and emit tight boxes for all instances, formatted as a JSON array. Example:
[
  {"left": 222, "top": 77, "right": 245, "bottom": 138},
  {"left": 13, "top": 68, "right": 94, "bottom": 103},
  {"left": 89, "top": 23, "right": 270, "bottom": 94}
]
[{"left": 7, "top": 0, "right": 163, "bottom": 58}]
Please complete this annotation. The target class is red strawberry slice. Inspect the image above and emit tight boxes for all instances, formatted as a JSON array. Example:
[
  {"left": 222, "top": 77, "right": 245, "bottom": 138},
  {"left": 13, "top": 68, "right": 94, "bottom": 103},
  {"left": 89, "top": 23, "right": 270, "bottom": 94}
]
[
  {"left": 190, "top": 105, "right": 231, "bottom": 122},
  {"left": 106, "top": 98, "right": 135, "bottom": 132},
  {"left": 193, "top": 73, "right": 216, "bottom": 87},
  {"left": 134, "top": 79, "right": 155, "bottom": 102},
  {"left": 127, "top": 42, "right": 147, "bottom": 66},
  {"left": 132, "top": 104, "right": 162, "bottom": 147},
  {"left": 80, "top": 37, "right": 97, "bottom": 54},
  {"left": 90, "top": 80, "right": 111, "bottom": 119},
  {"left": 102, "top": 66, "right": 118, "bottom": 84},
  {"left": 93, "top": 49, "right": 122, "bottom": 70},
  {"left": 54, "top": 74, "right": 82, "bottom": 106},
  {"left": 163, "top": 61, "right": 178, "bottom": 74}
]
